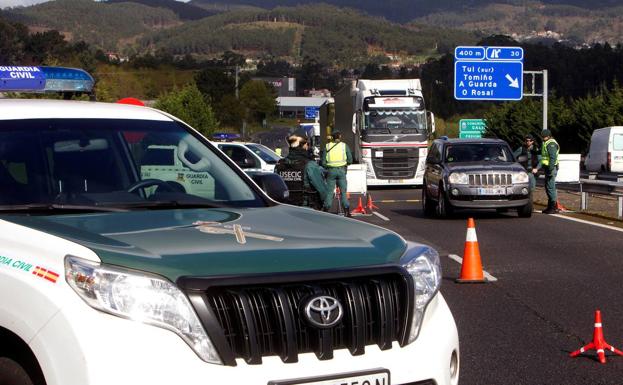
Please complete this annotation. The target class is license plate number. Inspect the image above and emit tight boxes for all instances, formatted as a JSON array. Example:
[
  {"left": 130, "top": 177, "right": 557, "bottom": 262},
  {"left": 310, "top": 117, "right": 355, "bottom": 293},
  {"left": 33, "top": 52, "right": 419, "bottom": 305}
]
[
  {"left": 389, "top": 179, "right": 405, "bottom": 184},
  {"left": 477, "top": 187, "right": 506, "bottom": 195},
  {"left": 269, "top": 369, "right": 390, "bottom": 385}
]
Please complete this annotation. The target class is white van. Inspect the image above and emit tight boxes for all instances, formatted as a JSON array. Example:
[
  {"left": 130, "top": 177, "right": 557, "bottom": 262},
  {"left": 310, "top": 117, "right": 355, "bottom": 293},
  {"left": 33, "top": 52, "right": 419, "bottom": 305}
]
[{"left": 584, "top": 126, "right": 623, "bottom": 173}]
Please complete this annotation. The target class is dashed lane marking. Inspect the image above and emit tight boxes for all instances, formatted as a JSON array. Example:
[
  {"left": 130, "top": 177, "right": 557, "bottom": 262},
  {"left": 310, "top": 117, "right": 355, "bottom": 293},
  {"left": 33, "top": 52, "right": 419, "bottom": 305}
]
[
  {"left": 372, "top": 211, "right": 390, "bottom": 221},
  {"left": 447, "top": 254, "right": 499, "bottom": 282}
]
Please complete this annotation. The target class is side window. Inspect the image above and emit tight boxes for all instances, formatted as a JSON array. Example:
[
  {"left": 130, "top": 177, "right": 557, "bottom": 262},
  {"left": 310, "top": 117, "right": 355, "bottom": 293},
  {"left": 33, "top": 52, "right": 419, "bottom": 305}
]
[
  {"left": 427, "top": 143, "right": 440, "bottom": 164},
  {"left": 613, "top": 134, "right": 623, "bottom": 151},
  {"left": 222, "top": 146, "right": 258, "bottom": 169}
]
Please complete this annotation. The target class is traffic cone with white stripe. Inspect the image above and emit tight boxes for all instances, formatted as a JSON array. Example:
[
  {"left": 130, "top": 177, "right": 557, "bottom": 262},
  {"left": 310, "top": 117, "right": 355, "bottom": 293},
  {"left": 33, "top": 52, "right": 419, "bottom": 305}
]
[
  {"left": 366, "top": 194, "right": 379, "bottom": 211},
  {"left": 351, "top": 196, "right": 367, "bottom": 215},
  {"left": 456, "top": 218, "right": 487, "bottom": 283},
  {"left": 570, "top": 310, "right": 623, "bottom": 364}
]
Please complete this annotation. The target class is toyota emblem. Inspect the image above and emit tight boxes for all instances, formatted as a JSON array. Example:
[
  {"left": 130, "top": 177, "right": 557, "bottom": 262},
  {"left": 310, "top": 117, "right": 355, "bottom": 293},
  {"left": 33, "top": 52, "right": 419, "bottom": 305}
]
[{"left": 304, "top": 295, "right": 343, "bottom": 328}]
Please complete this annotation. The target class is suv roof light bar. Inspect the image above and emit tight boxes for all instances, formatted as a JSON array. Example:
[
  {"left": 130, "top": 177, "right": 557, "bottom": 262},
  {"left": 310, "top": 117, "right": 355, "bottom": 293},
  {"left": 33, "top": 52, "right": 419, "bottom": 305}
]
[{"left": 0, "top": 66, "right": 94, "bottom": 95}]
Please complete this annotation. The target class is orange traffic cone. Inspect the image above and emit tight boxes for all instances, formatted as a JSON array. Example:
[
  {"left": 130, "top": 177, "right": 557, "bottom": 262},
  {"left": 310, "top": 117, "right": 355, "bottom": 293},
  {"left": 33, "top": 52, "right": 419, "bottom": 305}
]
[
  {"left": 456, "top": 218, "right": 487, "bottom": 283},
  {"left": 351, "top": 196, "right": 367, "bottom": 215},
  {"left": 556, "top": 200, "right": 568, "bottom": 212},
  {"left": 366, "top": 194, "right": 379, "bottom": 211},
  {"left": 570, "top": 310, "right": 623, "bottom": 364}
]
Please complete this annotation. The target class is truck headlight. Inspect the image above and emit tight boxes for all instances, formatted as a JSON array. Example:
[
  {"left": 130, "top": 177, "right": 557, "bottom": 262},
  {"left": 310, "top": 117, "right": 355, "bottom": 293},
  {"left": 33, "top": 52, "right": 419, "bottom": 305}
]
[
  {"left": 65, "top": 255, "right": 221, "bottom": 364},
  {"left": 400, "top": 243, "right": 441, "bottom": 343},
  {"left": 512, "top": 171, "right": 529, "bottom": 184},
  {"left": 448, "top": 172, "right": 469, "bottom": 184}
]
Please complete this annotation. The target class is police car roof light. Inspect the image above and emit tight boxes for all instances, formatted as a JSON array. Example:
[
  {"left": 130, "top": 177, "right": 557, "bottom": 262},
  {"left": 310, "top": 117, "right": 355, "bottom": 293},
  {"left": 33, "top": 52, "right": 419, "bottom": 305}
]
[{"left": 0, "top": 66, "right": 94, "bottom": 94}]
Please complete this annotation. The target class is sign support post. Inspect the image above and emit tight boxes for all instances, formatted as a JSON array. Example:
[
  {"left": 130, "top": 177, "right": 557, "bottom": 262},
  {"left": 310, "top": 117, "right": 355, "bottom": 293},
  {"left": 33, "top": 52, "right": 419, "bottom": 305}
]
[{"left": 524, "top": 70, "right": 548, "bottom": 131}]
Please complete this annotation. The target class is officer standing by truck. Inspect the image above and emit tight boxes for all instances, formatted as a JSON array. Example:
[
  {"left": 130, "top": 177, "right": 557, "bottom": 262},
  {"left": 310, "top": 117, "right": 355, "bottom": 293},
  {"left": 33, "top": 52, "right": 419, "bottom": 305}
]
[
  {"left": 513, "top": 133, "right": 541, "bottom": 191},
  {"left": 274, "top": 128, "right": 327, "bottom": 209},
  {"left": 540, "top": 129, "right": 560, "bottom": 214},
  {"left": 321, "top": 129, "right": 352, "bottom": 216}
]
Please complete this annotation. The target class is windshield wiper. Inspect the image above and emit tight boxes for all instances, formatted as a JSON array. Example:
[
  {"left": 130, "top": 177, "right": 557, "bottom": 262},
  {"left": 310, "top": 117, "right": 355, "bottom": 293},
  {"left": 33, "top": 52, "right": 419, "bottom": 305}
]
[{"left": 0, "top": 203, "right": 129, "bottom": 213}]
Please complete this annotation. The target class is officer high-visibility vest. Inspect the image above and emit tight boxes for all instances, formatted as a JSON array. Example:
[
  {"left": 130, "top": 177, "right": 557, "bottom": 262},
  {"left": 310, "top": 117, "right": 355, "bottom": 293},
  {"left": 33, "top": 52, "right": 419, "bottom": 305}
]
[
  {"left": 325, "top": 142, "right": 347, "bottom": 167},
  {"left": 541, "top": 138, "right": 560, "bottom": 167}
]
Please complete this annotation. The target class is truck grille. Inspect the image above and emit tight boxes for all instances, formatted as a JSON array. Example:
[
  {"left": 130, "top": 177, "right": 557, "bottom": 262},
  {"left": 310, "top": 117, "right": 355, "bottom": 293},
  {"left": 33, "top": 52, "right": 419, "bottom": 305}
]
[
  {"left": 468, "top": 173, "right": 513, "bottom": 187},
  {"left": 370, "top": 147, "right": 419, "bottom": 179},
  {"left": 179, "top": 268, "right": 412, "bottom": 366}
]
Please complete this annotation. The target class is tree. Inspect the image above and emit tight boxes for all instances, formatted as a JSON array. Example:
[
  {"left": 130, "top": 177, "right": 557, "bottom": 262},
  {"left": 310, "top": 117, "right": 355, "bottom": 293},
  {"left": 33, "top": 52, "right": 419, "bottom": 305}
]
[
  {"left": 239, "top": 80, "right": 277, "bottom": 126},
  {"left": 195, "top": 67, "right": 236, "bottom": 103},
  {"left": 154, "top": 83, "right": 219, "bottom": 138}
]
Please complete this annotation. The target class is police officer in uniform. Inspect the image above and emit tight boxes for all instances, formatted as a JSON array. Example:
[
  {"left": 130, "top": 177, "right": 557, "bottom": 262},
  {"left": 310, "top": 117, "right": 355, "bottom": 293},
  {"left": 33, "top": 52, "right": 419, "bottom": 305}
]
[
  {"left": 321, "top": 129, "right": 352, "bottom": 216},
  {"left": 540, "top": 129, "right": 560, "bottom": 214},
  {"left": 274, "top": 128, "right": 327, "bottom": 209},
  {"left": 513, "top": 133, "right": 541, "bottom": 191}
]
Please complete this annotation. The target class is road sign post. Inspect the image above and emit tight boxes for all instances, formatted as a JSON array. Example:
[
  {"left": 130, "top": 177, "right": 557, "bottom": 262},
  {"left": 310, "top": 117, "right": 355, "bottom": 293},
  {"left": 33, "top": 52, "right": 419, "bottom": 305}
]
[{"left": 454, "top": 46, "right": 524, "bottom": 101}]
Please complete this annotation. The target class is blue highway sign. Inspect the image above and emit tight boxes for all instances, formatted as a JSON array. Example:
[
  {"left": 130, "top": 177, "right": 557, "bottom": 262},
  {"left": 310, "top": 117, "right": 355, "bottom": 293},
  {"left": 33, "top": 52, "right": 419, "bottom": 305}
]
[
  {"left": 304, "top": 106, "right": 319, "bottom": 120},
  {"left": 454, "top": 46, "right": 524, "bottom": 101}
]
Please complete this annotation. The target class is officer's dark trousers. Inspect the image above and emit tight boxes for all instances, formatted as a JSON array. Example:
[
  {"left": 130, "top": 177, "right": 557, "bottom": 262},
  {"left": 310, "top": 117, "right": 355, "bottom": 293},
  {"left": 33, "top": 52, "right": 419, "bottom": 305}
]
[
  {"left": 544, "top": 167, "right": 557, "bottom": 207},
  {"left": 324, "top": 167, "right": 349, "bottom": 210}
]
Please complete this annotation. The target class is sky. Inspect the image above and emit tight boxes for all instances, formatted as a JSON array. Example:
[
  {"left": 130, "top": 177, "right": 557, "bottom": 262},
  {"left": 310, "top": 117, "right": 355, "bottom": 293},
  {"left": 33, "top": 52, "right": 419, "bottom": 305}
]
[{"left": 0, "top": 0, "right": 190, "bottom": 8}]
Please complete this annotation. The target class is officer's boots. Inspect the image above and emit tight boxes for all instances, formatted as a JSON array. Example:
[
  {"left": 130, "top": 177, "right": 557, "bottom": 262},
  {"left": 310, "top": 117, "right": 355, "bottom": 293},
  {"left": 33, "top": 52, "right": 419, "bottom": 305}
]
[{"left": 542, "top": 202, "right": 558, "bottom": 214}]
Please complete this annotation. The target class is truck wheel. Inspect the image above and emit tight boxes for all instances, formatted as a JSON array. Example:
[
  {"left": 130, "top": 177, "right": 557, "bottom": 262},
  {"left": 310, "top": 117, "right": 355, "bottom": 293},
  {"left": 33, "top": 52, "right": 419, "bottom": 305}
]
[
  {"left": 422, "top": 185, "right": 435, "bottom": 217},
  {"left": 436, "top": 185, "right": 452, "bottom": 218},
  {"left": 518, "top": 200, "right": 533, "bottom": 218},
  {"left": 0, "top": 357, "right": 35, "bottom": 385}
]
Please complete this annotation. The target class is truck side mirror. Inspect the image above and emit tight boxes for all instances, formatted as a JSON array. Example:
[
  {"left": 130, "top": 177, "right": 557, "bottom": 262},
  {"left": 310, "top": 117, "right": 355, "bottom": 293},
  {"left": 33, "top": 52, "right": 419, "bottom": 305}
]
[{"left": 427, "top": 111, "right": 436, "bottom": 134}]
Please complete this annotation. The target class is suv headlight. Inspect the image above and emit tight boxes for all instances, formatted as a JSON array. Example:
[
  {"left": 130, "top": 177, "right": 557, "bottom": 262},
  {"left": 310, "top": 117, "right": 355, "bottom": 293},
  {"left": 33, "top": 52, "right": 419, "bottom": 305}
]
[
  {"left": 65, "top": 255, "right": 221, "bottom": 364},
  {"left": 512, "top": 171, "right": 529, "bottom": 184},
  {"left": 400, "top": 243, "right": 442, "bottom": 343},
  {"left": 448, "top": 172, "right": 469, "bottom": 184}
]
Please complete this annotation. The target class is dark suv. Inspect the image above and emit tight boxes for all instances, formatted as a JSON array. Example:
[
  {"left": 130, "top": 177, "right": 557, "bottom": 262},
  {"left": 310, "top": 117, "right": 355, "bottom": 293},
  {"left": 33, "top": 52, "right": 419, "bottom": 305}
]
[{"left": 422, "top": 138, "right": 532, "bottom": 218}]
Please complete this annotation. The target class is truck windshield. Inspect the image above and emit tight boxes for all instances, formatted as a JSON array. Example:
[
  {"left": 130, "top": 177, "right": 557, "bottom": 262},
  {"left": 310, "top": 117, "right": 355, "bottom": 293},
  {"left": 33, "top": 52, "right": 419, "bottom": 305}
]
[
  {"left": 364, "top": 108, "right": 427, "bottom": 135},
  {"left": 0, "top": 119, "right": 265, "bottom": 211},
  {"left": 445, "top": 144, "right": 514, "bottom": 163}
]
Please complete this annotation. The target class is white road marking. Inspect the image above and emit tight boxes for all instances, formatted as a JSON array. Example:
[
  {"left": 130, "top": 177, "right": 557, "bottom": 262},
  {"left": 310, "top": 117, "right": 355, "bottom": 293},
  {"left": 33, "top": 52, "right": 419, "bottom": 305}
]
[
  {"left": 447, "top": 254, "right": 499, "bottom": 282},
  {"left": 372, "top": 211, "right": 390, "bottom": 221},
  {"left": 551, "top": 214, "right": 623, "bottom": 233}
]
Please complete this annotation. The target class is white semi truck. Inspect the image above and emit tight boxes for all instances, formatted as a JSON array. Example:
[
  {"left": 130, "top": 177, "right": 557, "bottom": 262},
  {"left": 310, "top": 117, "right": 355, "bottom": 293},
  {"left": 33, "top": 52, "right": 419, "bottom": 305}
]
[{"left": 327, "top": 79, "right": 435, "bottom": 186}]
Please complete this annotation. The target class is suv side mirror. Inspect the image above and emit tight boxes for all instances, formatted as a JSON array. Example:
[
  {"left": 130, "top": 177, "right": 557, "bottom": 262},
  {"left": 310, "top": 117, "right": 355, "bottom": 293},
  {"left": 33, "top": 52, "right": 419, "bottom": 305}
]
[
  {"left": 247, "top": 172, "right": 289, "bottom": 203},
  {"left": 517, "top": 154, "right": 528, "bottom": 163}
]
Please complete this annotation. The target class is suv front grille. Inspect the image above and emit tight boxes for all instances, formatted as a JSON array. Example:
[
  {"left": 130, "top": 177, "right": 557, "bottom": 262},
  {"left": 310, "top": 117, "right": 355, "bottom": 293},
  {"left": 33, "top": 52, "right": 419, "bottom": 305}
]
[
  {"left": 179, "top": 268, "right": 412, "bottom": 366},
  {"left": 370, "top": 147, "right": 419, "bottom": 179},
  {"left": 468, "top": 173, "right": 513, "bottom": 187}
]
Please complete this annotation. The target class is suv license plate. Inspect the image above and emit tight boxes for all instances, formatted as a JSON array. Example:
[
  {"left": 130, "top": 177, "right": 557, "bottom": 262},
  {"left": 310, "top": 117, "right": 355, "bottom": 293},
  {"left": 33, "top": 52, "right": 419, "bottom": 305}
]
[
  {"left": 269, "top": 369, "right": 390, "bottom": 385},
  {"left": 477, "top": 187, "right": 506, "bottom": 195}
]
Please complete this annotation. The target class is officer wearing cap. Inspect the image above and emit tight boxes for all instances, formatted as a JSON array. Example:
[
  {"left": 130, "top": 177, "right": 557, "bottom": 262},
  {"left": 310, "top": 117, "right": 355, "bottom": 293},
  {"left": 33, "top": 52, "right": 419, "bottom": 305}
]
[
  {"left": 513, "top": 133, "right": 541, "bottom": 191},
  {"left": 321, "top": 129, "right": 352, "bottom": 216},
  {"left": 540, "top": 129, "right": 560, "bottom": 214},
  {"left": 274, "top": 128, "right": 327, "bottom": 209}
]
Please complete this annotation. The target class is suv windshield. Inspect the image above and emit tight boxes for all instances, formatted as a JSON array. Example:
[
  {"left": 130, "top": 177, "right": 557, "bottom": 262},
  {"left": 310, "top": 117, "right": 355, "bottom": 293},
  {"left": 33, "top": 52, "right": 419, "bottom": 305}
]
[
  {"left": 445, "top": 143, "right": 514, "bottom": 163},
  {"left": 0, "top": 119, "right": 264, "bottom": 212},
  {"left": 245, "top": 143, "right": 281, "bottom": 164}
]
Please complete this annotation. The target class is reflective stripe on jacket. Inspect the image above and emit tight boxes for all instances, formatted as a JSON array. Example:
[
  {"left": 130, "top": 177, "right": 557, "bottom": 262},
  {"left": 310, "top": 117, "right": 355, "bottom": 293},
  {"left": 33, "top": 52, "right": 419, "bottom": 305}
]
[
  {"left": 325, "top": 142, "right": 347, "bottom": 167},
  {"left": 541, "top": 138, "right": 559, "bottom": 167}
]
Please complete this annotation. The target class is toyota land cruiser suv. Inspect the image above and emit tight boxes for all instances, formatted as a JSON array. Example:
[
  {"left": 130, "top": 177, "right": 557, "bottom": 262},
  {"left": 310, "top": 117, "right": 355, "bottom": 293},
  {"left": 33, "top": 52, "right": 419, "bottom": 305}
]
[
  {"left": 422, "top": 138, "right": 532, "bottom": 218},
  {"left": 0, "top": 98, "right": 459, "bottom": 385}
]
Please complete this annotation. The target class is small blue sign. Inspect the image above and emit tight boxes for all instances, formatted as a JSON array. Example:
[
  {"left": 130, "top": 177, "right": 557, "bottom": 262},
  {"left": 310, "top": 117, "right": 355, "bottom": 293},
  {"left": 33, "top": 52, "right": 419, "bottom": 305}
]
[
  {"left": 485, "top": 46, "right": 523, "bottom": 61},
  {"left": 454, "top": 46, "right": 524, "bottom": 101},
  {"left": 0, "top": 66, "right": 45, "bottom": 91},
  {"left": 454, "top": 46, "right": 486, "bottom": 61},
  {"left": 304, "top": 106, "right": 319, "bottom": 120}
]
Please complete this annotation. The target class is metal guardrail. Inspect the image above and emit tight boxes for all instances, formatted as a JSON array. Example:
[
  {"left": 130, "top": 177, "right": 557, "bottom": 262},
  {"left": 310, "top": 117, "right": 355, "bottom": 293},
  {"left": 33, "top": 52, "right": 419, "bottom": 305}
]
[{"left": 551, "top": 173, "right": 623, "bottom": 219}]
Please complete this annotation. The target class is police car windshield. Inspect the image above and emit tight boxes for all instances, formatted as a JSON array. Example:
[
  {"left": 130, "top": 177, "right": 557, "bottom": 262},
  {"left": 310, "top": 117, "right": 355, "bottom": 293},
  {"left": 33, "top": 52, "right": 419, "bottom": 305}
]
[
  {"left": 0, "top": 119, "right": 265, "bottom": 211},
  {"left": 245, "top": 143, "right": 281, "bottom": 164},
  {"left": 445, "top": 144, "right": 514, "bottom": 163}
]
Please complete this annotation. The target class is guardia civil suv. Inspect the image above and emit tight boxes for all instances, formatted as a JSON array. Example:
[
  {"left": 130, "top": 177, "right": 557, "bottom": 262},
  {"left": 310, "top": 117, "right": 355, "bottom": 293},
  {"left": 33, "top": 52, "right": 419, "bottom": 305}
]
[{"left": 0, "top": 98, "right": 459, "bottom": 385}]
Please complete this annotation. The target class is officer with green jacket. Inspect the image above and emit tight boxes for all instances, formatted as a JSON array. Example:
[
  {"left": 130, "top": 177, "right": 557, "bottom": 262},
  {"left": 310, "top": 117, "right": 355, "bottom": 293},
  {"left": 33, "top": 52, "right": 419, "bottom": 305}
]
[
  {"left": 321, "top": 129, "right": 353, "bottom": 216},
  {"left": 540, "top": 129, "right": 560, "bottom": 214},
  {"left": 274, "top": 128, "right": 328, "bottom": 209}
]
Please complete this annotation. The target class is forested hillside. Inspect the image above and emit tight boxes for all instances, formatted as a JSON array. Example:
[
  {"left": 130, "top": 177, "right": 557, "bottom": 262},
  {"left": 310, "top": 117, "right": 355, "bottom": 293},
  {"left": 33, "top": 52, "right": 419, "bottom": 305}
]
[
  {"left": 141, "top": 4, "right": 478, "bottom": 66},
  {"left": 107, "top": 0, "right": 217, "bottom": 21},
  {"left": 1, "top": 0, "right": 182, "bottom": 51},
  {"left": 191, "top": 0, "right": 623, "bottom": 23}
]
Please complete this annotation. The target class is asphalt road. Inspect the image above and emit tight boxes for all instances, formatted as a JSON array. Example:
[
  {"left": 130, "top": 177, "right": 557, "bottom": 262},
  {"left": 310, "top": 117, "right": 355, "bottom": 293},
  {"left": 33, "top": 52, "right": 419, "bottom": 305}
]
[{"left": 351, "top": 187, "right": 623, "bottom": 385}]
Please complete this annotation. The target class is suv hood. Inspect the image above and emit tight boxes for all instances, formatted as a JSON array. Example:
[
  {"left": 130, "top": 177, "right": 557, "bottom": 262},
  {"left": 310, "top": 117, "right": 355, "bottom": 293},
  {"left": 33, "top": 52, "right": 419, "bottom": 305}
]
[
  {"left": 2, "top": 206, "right": 406, "bottom": 282},
  {"left": 446, "top": 162, "right": 525, "bottom": 173}
]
